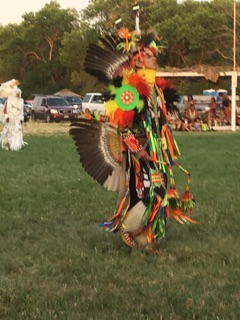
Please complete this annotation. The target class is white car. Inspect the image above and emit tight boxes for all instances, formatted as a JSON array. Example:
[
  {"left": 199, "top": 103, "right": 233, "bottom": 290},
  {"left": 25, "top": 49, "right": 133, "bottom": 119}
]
[{"left": 82, "top": 93, "right": 106, "bottom": 115}]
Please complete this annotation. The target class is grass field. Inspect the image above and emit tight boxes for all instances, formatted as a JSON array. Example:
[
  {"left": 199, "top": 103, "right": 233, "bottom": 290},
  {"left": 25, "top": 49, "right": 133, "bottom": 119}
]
[{"left": 0, "top": 124, "right": 239, "bottom": 320}]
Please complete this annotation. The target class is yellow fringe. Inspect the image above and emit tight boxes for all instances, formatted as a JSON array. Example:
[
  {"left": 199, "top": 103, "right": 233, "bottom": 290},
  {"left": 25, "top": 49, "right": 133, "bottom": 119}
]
[{"left": 105, "top": 100, "right": 118, "bottom": 118}]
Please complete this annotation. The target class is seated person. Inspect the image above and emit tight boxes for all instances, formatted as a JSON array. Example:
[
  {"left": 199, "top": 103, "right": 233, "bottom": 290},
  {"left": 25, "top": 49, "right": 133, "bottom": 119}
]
[
  {"left": 225, "top": 104, "right": 232, "bottom": 124},
  {"left": 195, "top": 117, "right": 202, "bottom": 132},
  {"left": 183, "top": 94, "right": 196, "bottom": 117},
  {"left": 181, "top": 117, "right": 193, "bottom": 131},
  {"left": 216, "top": 107, "right": 228, "bottom": 125},
  {"left": 168, "top": 110, "right": 182, "bottom": 130},
  {"left": 219, "top": 92, "right": 230, "bottom": 108},
  {"left": 186, "top": 103, "right": 199, "bottom": 130},
  {"left": 225, "top": 102, "right": 240, "bottom": 125},
  {"left": 236, "top": 100, "right": 240, "bottom": 125}
]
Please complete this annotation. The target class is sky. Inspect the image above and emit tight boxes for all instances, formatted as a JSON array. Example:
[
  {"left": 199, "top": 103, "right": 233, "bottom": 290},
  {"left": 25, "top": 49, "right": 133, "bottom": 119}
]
[{"left": 0, "top": 0, "right": 90, "bottom": 26}]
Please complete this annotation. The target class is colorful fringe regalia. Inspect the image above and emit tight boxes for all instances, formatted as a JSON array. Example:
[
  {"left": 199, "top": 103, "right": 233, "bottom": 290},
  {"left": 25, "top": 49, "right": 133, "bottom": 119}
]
[{"left": 70, "top": 21, "right": 199, "bottom": 251}]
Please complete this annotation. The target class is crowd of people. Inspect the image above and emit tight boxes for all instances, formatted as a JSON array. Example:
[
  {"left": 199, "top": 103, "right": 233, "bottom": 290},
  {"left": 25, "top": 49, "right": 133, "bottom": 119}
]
[{"left": 168, "top": 93, "right": 240, "bottom": 132}]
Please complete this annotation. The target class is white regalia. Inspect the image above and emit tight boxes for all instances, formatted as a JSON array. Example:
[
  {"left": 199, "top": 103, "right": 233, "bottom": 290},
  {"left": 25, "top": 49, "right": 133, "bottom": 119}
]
[{"left": 0, "top": 79, "right": 27, "bottom": 151}]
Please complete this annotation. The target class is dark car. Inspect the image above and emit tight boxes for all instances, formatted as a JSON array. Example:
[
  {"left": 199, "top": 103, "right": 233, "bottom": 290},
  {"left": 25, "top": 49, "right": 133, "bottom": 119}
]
[
  {"left": 24, "top": 104, "right": 31, "bottom": 122},
  {"left": 61, "top": 96, "right": 82, "bottom": 114},
  {"left": 31, "top": 95, "right": 78, "bottom": 122}
]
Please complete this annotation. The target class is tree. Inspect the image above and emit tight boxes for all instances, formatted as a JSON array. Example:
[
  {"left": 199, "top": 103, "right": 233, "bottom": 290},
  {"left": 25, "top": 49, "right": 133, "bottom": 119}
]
[
  {"left": 0, "top": 0, "right": 240, "bottom": 96},
  {"left": 0, "top": 1, "right": 80, "bottom": 96},
  {"left": 0, "top": 24, "right": 25, "bottom": 81},
  {"left": 82, "top": 0, "right": 154, "bottom": 34}
]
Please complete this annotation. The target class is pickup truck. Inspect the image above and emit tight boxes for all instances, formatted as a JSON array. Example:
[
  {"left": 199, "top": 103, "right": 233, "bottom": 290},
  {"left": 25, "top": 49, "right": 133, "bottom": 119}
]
[{"left": 82, "top": 93, "right": 106, "bottom": 115}]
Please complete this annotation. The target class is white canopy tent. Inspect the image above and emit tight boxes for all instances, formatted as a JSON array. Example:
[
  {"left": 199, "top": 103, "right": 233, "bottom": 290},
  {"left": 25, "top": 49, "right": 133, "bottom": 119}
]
[
  {"left": 203, "top": 88, "right": 228, "bottom": 96},
  {"left": 203, "top": 89, "right": 217, "bottom": 96},
  {"left": 157, "top": 70, "right": 239, "bottom": 131}
]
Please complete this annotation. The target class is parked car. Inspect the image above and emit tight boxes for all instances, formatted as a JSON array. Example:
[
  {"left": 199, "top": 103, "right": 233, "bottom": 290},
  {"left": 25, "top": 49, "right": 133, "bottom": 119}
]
[
  {"left": 24, "top": 99, "right": 33, "bottom": 106},
  {"left": 61, "top": 96, "right": 83, "bottom": 114},
  {"left": 82, "top": 93, "right": 106, "bottom": 115},
  {"left": 24, "top": 104, "right": 31, "bottom": 122},
  {"left": 31, "top": 95, "right": 78, "bottom": 122}
]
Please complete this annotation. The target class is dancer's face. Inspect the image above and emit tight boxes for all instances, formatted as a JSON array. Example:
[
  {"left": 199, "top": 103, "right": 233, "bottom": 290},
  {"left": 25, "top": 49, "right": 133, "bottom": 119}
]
[
  {"left": 142, "top": 48, "right": 157, "bottom": 70},
  {"left": 133, "top": 48, "right": 157, "bottom": 70}
]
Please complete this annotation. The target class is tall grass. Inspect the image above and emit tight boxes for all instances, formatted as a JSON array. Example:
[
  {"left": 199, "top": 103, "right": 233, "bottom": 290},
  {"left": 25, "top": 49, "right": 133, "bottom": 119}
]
[{"left": 0, "top": 130, "right": 239, "bottom": 320}]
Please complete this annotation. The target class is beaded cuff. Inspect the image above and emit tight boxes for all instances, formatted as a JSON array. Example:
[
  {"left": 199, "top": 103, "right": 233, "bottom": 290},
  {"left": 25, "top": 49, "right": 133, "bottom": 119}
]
[{"left": 123, "top": 133, "right": 143, "bottom": 153}]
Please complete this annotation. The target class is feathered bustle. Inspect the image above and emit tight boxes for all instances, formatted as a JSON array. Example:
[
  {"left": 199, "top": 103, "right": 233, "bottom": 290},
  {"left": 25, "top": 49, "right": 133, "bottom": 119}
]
[
  {"left": 84, "top": 36, "right": 131, "bottom": 81},
  {"left": 69, "top": 119, "right": 122, "bottom": 186}
]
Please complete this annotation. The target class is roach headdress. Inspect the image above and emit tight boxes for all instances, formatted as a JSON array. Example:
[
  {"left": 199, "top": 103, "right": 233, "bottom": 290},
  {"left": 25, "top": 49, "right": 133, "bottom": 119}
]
[{"left": 84, "top": 3, "right": 165, "bottom": 83}]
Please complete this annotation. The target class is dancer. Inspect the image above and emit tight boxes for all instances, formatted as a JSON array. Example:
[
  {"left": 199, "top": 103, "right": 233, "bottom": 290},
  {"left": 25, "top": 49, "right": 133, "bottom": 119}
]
[
  {"left": 0, "top": 79, "right": 27, "bottom": 151},
  {"left": 70, "top": 9, "right": 198, "bottom": 251}
]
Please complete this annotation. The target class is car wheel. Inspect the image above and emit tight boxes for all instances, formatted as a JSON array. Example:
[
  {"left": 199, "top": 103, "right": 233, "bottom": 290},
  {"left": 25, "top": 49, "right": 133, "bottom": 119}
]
[
  {"left": 46, "top": 113, "right": 51, "bottom": 123},
  {"left": 31, "top": 111, "right": 36, "bottom": 121}
]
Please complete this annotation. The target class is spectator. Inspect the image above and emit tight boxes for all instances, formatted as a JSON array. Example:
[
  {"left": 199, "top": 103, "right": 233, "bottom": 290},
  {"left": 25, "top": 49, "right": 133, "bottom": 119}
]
[
  {"left": 168, "top": 110, "right": 182, "bottom": 130},
  {"left": 225, "top": 102, "right": 240, "bottom": 126},
  {"left": 184, "top": 94, "right": 196, "bottom": 117},
  {"left": 206, "top": 97, "right": 217, "bottom": 129},
  {"left": 225, "top": 104, "right": 232, "bottom": 124},
  {"left": 181, "top": 117, "right": 192, "bottom": 131},
  {"left": 84, "top": 108, "right": 92, "bottom": 120},
  {"left": 219, "top": 92, "right": 230, "bottom": 108},
  {"left": 186, "top": 103, "right": 199, "bottom": 130},
  {"left": 217, "top": 108, "right": 228, "bottom": 125},
  {"left": 195, "top": 117, "right": 202, "bottom": 132},
  {"left": 236, "top": 100, "right": 240, "bottom": 125}
]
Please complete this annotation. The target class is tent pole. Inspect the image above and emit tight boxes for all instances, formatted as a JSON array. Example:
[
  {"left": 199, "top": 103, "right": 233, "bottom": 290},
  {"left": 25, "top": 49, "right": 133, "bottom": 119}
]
[
  {"left": 231, "top": 72, "right": 237, "bottom": 132},
  {"left": 231, "top": 0, "right": 237, "bottom": 132}
]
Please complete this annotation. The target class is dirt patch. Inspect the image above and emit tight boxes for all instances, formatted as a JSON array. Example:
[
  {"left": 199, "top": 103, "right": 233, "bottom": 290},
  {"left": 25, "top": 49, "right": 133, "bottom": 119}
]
[{"left": 0, "top": 120, "right": 74, "bottom": 135}]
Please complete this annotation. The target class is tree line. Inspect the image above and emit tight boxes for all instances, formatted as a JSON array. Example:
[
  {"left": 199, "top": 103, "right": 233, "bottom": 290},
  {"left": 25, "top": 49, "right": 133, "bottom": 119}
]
[{"left": 0, "top": 0, "right": 239, "bottom": 98}]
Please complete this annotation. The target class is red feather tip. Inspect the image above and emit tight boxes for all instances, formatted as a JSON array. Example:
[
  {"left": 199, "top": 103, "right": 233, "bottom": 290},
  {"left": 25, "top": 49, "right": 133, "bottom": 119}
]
[
  {"left": 156, "top": 77, "right": 175, "bottom": 91},
  {"left": 127, "top": 73, "right": 151, "bottom": 98},
  {"left": 111, "top": 108, "right": 135, "bottom": 128}
]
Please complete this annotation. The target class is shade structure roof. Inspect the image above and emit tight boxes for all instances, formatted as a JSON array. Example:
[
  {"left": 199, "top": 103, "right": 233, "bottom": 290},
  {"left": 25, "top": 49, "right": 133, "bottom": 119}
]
[{"left": 54, "top": 89, "right": 81, "bottom": 97}]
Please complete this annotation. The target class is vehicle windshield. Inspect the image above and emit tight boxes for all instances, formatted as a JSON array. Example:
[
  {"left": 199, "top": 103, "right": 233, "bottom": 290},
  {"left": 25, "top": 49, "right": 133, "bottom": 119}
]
[
  {"left": 65, "top": 97, "right": 82, "bottom": 104},
  {"left": 47, "top": 98, "right": 70, "bottom": 107},
  {"left": 83, "top": 95, "right": 92, "bottom": 103}
]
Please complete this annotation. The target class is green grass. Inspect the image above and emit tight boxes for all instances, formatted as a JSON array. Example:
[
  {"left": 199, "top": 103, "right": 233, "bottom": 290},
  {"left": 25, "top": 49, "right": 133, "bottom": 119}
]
[{"left": 0, "top": 130, "right": 239, "bottom": 320}]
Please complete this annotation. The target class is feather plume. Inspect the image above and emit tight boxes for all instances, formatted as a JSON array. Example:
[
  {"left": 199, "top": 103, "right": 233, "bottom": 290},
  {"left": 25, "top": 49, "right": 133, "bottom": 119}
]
[
  {"left": 111, "top": 108, "right": 135, "bottom": 128},
  {"left": 0, "top": 79, "right": 21, "bottom": 98},
  {"left": 127, "top": 73, "right": 150, "bottom": 98},
  {"left": 106, "top": 98, "right": 135, "bottom": 128},
  {"left": 84, "top": 36, "right": 131, "bottom": 81},
  {"left": 105, "top": 99, "right": 118, "bottom": 117},
  {"left": 156, "top": 77, "right": 183, "bottom": 120}
]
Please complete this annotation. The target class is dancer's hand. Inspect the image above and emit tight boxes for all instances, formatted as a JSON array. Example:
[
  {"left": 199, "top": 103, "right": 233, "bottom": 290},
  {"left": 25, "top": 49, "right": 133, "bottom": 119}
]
[{"left": 136, "top": 149, "right": 152, "bottom": 162}]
